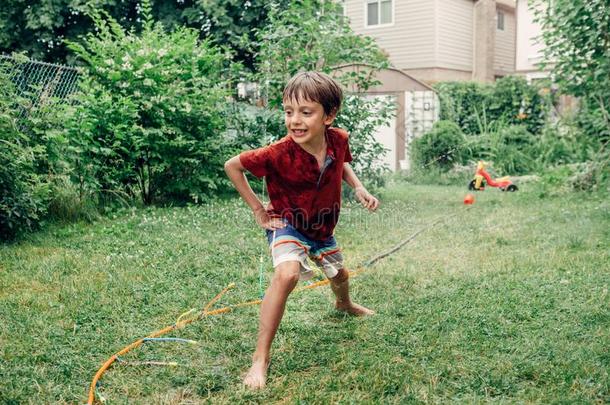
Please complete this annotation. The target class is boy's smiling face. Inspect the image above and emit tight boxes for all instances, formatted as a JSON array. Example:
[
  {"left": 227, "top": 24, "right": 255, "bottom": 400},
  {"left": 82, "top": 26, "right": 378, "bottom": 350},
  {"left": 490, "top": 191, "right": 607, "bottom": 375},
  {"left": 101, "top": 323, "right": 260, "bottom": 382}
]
[{"left": 283, "top": 97, "right": 336, "bottom": 148}]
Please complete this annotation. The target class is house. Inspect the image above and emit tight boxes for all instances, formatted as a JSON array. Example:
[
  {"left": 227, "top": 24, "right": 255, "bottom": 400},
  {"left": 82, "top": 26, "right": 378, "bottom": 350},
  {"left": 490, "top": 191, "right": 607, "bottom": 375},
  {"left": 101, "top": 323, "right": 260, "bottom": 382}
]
[
  {"left": 331, "top": 64, "right": 439, "bottom": 171},
  {"left": 341, "top": 0, "right": 517, "bottom": 84},
  {"left": 515, "top": 0, "right": 549, "bottom": 82}
]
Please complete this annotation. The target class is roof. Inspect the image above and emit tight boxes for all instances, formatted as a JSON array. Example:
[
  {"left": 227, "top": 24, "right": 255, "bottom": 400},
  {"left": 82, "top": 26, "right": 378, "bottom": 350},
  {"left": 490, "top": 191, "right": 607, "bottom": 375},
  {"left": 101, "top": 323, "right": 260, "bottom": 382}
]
[
  {"left": 330, "top": 63, "right": 436, "bottom": 94},
  {"left": 474, "top": 0, "right": 516, "bottom": 8}
]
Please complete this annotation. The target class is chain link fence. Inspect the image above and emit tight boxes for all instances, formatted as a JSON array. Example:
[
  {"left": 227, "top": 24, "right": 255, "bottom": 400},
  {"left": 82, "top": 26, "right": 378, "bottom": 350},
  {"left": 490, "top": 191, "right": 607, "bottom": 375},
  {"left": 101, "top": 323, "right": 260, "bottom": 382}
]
[{"left": 0, "top": 54, "right": 81, "bottom": 124}]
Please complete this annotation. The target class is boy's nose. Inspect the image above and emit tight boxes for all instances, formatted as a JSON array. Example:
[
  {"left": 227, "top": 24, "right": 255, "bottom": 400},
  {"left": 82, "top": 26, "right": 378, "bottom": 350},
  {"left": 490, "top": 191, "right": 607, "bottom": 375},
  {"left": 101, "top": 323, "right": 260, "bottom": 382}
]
[{"left": 290, "top": 113, "right": 303, "bottom": 124}]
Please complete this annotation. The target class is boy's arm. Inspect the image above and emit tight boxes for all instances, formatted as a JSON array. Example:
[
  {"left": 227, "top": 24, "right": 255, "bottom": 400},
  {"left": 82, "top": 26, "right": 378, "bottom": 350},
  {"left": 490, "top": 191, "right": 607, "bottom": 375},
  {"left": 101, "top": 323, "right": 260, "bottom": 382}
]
[
  {"left": 224, "top": 156, "right": 285, "bottom": 230},
  {"left": 342, "top": 163, "right": 379, "bottom": 211}
]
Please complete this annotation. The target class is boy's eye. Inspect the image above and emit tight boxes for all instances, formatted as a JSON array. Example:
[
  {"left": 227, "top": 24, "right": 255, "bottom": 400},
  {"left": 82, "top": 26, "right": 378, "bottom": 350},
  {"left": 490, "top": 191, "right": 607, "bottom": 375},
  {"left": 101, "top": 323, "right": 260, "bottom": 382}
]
[{"left": 302, "top": 111, "right": 311, "bottom": 115}]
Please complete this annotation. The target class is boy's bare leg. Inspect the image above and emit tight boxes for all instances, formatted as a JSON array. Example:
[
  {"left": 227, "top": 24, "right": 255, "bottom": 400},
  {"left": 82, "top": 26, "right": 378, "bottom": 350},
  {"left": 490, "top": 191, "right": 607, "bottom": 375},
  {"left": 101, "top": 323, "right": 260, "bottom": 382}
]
[
  {"left": 330, "top": 268, "right": 375, "bottom": 316},
  {"left": 243, "top": 261, "right": 300, "bottom": 389}
]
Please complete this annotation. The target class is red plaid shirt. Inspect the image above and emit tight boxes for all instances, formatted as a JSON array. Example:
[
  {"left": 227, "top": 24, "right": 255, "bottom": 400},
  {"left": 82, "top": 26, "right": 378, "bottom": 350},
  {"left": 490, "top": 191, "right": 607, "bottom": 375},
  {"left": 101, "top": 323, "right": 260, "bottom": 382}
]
[{"left": 240, "top": 127, "right": 353, "bottom": 240}]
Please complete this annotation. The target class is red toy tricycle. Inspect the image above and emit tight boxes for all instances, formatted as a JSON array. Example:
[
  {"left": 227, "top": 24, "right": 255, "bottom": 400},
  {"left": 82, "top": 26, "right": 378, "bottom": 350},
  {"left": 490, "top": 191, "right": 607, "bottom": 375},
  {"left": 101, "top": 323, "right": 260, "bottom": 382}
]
[{"left": 468, "top": 161, "right": 518, "bottom": 192}]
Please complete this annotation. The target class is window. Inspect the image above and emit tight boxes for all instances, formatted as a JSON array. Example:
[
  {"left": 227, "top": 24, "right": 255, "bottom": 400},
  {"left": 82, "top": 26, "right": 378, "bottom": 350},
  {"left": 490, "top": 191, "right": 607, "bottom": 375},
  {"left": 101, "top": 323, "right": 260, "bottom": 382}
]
[
  {"left": 497, "top": 10, "right": 505, "bottom": 31},
  {"left": 366, "top": 0, "right": 393, "bottom": 27}
]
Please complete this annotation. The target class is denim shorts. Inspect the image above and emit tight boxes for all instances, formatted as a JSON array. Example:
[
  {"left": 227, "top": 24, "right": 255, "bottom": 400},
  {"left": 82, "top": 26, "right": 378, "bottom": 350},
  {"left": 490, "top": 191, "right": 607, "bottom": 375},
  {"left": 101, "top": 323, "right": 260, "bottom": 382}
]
[{"left": 266, "top": 223, "right": 343, "bottom": 280}]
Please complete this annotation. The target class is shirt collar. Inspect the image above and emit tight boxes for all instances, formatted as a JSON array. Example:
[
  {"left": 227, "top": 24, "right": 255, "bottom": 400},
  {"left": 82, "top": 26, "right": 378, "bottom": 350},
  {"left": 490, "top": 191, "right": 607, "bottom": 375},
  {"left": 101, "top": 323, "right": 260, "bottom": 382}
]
[{"left": 285, "top": 128, "right": 337, "bottom": 160}]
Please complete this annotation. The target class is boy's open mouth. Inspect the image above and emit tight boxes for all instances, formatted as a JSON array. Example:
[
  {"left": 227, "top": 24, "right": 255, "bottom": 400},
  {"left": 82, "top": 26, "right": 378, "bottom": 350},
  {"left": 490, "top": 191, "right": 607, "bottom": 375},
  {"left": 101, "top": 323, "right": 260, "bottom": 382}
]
[{"left": 291, "top": 129, "right": 307, "bottom": 137}]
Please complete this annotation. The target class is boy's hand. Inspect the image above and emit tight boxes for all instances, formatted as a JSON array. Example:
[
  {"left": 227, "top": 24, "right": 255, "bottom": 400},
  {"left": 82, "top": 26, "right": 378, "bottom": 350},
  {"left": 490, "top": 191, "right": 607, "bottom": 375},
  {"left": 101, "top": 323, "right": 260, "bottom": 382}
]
[
  {"left": 254, "top": 208, "right": 286, "bottom": 230},
  {"left": 355, "top": 187, "right": 379, "bottom": 212}
]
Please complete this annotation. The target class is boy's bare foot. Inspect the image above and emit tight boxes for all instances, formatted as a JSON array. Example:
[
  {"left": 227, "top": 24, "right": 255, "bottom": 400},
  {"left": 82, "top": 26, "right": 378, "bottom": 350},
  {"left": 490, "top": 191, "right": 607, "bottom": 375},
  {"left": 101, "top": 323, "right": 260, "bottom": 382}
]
[
  {"left": 243, "top": 358, "right": 269, "bottom": 389},
  {"left": 335, "top": 302, "right": 375, "bottom": 316}
]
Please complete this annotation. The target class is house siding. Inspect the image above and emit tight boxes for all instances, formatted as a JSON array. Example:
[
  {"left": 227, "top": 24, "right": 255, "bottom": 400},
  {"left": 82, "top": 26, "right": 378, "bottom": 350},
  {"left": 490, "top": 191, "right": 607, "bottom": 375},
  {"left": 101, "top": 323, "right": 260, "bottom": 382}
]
[
  {"left": 494, "top": 7, "right": 516, "bottom": 75},
  {"left": 436, "top": 0, "right": 473, "bottom": 71},
  {"left": 346, "top": 0, "right": 436, "bottom": 69},
  {"left": 344, "top": 0, "right": 517, "bottom": 83},
  {"left": 515, "top": 0, "right": 545, "bottom": 72}
]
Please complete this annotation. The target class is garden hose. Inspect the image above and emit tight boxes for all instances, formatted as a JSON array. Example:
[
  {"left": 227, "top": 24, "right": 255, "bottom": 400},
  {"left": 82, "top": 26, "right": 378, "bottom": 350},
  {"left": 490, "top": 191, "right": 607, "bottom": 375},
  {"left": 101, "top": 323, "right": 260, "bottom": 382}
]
[{"left": 86, "top": 207, "right": 468, "bottom": 404}]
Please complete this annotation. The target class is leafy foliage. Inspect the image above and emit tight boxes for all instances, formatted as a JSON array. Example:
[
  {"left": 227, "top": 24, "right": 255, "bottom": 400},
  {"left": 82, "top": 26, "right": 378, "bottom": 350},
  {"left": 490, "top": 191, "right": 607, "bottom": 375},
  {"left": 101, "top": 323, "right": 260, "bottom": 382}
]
[
  {"left": 335, "top": 95, "right": 395, "bottom": 190},
  {"left": 434, "top": 81, "right": 489, "bottom": 136},
  {"left": 491, "top": 125, "right": 539, "bottom": 175},
  {"left": 0, "top": 0, "right": 290, "bottom": 69},
  {"left": 533, "top": 0, "right": 610, "bottom": 143},
  {"left": 253, "top": 0, "right": 388, "bottom": 107},
  {"left": 435, "top": 77, "right": 551, "bottom": 136},
  {"left": 488, "top": 76, "right": 549, "bottom": 134},
  {"left": 0, "top": 0, "right": 154, "bottom": 63},
  {"left": 64, "top": 1, "right": 233, "bottom": 204},
  {"left": 411, "top": 120, "right": 465, "bottom": 172},
  {"left": 0, "top": 62, "right": 50, "bottom": 239},
  {"left": 251, "top": 0, "right": 392, "bottom": 188},
  {"left": 184, "top": 0, "right": 292, "bottom": 70}
]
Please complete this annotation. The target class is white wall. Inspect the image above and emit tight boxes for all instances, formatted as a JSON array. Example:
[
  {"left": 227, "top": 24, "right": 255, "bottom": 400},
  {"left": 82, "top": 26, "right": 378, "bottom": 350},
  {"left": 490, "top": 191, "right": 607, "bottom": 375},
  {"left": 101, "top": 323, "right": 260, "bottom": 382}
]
[{"left": 515, "top": 0, "right": 546, "bottom": 72}]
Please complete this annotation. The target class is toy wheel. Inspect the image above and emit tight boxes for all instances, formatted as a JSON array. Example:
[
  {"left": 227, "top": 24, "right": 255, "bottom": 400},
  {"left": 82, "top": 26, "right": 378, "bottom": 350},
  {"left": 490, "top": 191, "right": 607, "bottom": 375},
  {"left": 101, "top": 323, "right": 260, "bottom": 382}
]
[
  {"left": 507, "top": 184, "right": 518, "bottom": 192},
  {"left": 468, "top": 179, "right": 484, "bottom": 191}
]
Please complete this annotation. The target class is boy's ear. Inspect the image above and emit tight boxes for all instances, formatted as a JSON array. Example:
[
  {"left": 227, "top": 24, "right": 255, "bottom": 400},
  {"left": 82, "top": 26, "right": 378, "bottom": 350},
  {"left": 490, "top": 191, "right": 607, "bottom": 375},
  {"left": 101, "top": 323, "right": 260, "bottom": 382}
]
[{"left": 323, "top": 108, "right": 338, "bottom": 126}]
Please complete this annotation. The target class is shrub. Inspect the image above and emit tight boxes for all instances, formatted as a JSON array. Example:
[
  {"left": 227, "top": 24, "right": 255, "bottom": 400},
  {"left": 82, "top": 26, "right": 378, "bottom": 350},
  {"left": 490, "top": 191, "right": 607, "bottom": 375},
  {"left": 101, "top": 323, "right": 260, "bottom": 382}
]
[
  {"left": 411, "top": 120, "right": 465, "bottom": 172},
  {"left": 538, "top": 157, "right": 610, "bottom": 197},
  {"left": 492, "top": 126, "right": 538, "bottom": 175},
  {"left": 574, "top": 96, "right": 610, "bottom": 145},
  {"left": 435, "top": 81, "right": 490, "bottom": 135},
  {"left": 0, "top": 128, "right": 49, "bottom": 239},
  {"left": 435, "top": 77, "right": 551, "bottom": 136},
  {"left": 0, "top": 64, "right": 49, "bottom": 239},
  {"left": 65, "top": 1, "right": 234, "bottom": 204},
  {"left": 465, "top": 125, "right": 538, "bottom": 175},
  {"left": 489, "top": 76, "right": 549, "bottom": 134}
]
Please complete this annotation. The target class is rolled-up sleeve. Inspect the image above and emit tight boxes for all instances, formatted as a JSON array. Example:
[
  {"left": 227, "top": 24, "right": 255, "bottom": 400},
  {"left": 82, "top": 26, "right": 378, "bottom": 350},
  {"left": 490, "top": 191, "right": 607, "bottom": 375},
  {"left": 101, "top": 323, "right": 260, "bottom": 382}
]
[{"left": 239, "top": 147, "right": 270, "bottom": 178}]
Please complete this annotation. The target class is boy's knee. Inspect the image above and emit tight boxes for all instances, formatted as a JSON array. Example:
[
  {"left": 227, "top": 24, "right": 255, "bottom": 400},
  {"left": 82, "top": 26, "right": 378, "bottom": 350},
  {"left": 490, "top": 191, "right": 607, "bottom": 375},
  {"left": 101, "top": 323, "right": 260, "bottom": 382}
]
[
  {"left": 272, "top": 262, "right": 300, "bottom": 286},
  {"left": 330, "top": 268, "right": 349, "bottom": 283}
]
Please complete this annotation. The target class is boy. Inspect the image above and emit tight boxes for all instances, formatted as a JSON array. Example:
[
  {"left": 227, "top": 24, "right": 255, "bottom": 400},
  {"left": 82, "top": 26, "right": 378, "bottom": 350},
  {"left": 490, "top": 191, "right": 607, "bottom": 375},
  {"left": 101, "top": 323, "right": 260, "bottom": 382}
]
[{"left": 224, "top": 71, "right": 379, "bottom": 389}]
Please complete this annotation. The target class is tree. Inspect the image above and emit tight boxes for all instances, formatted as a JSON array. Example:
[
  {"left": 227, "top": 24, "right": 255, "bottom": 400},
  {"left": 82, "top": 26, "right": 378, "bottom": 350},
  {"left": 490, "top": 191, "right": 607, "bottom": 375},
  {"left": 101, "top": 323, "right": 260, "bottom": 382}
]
[
  {"left": 0, "top": 0, "right": 158, "bottom": 63},
  {"left": 534, "top": 0, "right": 610, "bottom": 140},
  {"left": 0, "top": 0, "right": 289, "bottom": 69},
  {"left": 252, "top": 0, "right": 393, "bottom": 188},
  {"left": 184, "top": 0, "right": 292, "bottom": 70}
]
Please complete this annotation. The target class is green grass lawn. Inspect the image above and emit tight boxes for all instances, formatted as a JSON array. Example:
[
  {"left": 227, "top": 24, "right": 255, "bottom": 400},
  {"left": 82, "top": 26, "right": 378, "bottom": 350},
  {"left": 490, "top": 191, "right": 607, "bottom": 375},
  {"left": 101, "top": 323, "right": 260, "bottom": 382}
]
[{"left": 1, "top": 183, "right": 608, "bottom": 404}]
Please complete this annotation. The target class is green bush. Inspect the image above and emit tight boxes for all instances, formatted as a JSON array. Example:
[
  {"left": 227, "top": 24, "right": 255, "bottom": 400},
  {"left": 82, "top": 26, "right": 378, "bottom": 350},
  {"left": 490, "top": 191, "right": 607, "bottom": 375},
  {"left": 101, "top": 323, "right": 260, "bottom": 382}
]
[
  {"left": 489, "top": 76, "right": 549, "bottom": 134},
  {"left": 0, "top": 128, "right": 49, "bottom": 239},
  {"left": 411, "top": 120, "right": 465, "bottom": 172},
  {"left": 435, "top": 77, "right": 551, "bottom": 136},
  {"left": 65, "top": 1, "right": 234, "bottom": 205},
  {"left": 0, "top": 66, "right": 49, "bottom": 239},
  {"left": 574, "top": 96, "right": 610, "bottom": 144},
  {"left": 492, "top": 126, "right": 538, "bottom": 175},
  {"left": 465, "top": 125, "right": 538, "bottom": 175},
  {"left": 538, "top": 157, "right": 610, "bottom": 197},
  {"left": 435, "top": 81, "right": 489, "bottom": 135},
  {"left": 534, "top": 123, "right": 596, "bottom": 167}
]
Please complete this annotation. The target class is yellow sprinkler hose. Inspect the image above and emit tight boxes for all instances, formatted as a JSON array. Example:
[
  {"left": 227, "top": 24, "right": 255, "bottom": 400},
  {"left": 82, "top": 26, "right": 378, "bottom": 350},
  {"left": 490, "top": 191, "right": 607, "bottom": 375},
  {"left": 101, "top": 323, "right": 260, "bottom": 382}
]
[{"left": 85, "top": 277, "right": 345, "bottom": 404}]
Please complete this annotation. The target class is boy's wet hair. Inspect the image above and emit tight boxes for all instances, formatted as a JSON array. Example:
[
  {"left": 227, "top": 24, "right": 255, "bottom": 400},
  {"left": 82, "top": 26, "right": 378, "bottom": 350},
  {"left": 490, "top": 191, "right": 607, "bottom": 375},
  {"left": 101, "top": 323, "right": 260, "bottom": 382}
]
[{"left": 283, "top": 71, "right": 343, "bottom": 116}]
